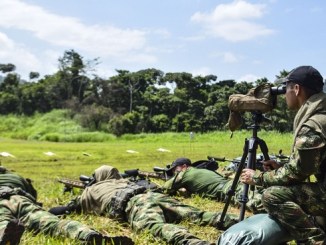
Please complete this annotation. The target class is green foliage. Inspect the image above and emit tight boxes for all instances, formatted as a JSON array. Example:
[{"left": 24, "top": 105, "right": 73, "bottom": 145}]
[
  {"left": 108, "top": 111, "right": 143, "bottom": 136},
  {"left": 0, "top": 92, "right": 20, "bottom": 114},
  {"left": 77, "top": 104, "right": 114, "bottom": 131},
  {"left": 0, "top": 110, "right": 116, "bottom": 142},
  {"left": 0, "top": 50, "right": 295, "bottom": 134},
  {"left": 150, "top": 114, "right": 170, "bottom": 132},
  {"left": 0, "top": 63, "right": 16, "bottom": 73}
]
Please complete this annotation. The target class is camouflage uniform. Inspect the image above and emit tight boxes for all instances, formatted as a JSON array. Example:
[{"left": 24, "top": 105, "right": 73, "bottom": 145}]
[
  {"left": 252, "top": 92, "right": 326, "bottom": 244},
  {"left": 77, "top": 165, "right": 237, "bottom": 245},
  {"left": 0, "top": 168, "right": 102, "bottom": 243},
  {"left": 163, "top": 167, "right": 264, "bottom": 214}
]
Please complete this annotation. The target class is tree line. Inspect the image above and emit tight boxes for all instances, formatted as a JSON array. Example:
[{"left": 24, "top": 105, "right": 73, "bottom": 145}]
[{"left": 0, "top": 50, "right": 295, "bottom": 136}]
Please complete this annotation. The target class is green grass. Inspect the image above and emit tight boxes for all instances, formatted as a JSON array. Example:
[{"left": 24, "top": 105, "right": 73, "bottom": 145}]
[{"left": 0, "top": 131, "right": 294, "bottom": 244}]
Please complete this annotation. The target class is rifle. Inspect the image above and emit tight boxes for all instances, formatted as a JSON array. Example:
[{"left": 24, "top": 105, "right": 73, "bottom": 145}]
[
  {"left": 58, "top": 157, "right": 219, "bottom": 193},
  {"left": 123, "top": 168, "right": 173, "bottom": 181},
  {"left": 57, "top": 175, "right": 95, "bottom": 193},
  {"left": 209, "top": 150, "right": 289, "bottom": 173},
  {"left": 58, "top": 168, "right": 171, "bottom": 193}
]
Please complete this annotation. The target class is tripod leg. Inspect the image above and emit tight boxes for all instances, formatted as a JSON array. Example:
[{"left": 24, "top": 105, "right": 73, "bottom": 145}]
[
  {"left": 217, "top": 140, "right": 249, "bottom": 228},
  {"left": 239, "top": 137, "right": 258, "bottom": 221},
  {"left": 238, "top": 137, "right": 270, "bottom": 220},
  {"left": 258, "top": 138, "right": 270, "bottom": 161}
]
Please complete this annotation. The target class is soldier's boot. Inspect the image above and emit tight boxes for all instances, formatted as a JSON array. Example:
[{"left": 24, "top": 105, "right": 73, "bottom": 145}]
[
  {"left": 0, "top": 219, "right": 25, "bottom": 245},
  {"left": 85, "top": 233, "right": 134, "bottom": 245}
]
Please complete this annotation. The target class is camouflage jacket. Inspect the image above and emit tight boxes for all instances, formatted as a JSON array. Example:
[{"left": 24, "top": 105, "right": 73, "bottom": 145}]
[
  {"left": 253, "top": 92, "right": 326, "bottom": 187},
  {"left": 0, "top": 168, "right": 38, "bottom": 200}
]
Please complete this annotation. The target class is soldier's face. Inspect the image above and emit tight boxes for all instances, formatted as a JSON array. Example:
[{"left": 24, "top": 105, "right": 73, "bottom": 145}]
[
  {"left": 285, "top": 82, "right": 300, "bottom": 110},
  {"left": 174, "top": 165, "right": 183, "bottom": 173},
  {"left": 173, "top": 164, "right": 187, "bottom": 174}
]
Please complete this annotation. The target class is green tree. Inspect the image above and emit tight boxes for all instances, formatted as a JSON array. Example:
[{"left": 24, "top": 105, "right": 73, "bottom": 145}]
[
  {"left": 149, "top": 114, "right": 170, "bottom": 132},
  {"left": 57, "top": 49, "right": 98, "bottom": 103},
  {"left": 78, "top": 104, "right": 114, "bottom": 131},
  {"left": 0, "top": 92, "right": 19, "bottom": 114},
  {"left": 29, "top": 71, "right": 40, "bottom": 80},
  {"left": 0, "top": 63, "right": 16, "bottom": 73},
  {"left": 19, "top": 81, "right": 52, "bottom": 115},
  {"left": 108, "top": 111, "right": 142, "bottom": 136}
]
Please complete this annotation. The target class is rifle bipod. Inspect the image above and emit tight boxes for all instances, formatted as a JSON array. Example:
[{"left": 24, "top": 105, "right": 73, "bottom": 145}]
[{"left": 217, "top": 112, "right": 270, "bottom": 228}]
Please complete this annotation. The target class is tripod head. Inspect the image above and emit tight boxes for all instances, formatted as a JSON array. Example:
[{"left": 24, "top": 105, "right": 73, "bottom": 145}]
[
  {"left": 248, "top": 111, "right": 271, "bottom": 128},
  {"left": 246, "top": 112, "right": 272, "bottom": 140}
]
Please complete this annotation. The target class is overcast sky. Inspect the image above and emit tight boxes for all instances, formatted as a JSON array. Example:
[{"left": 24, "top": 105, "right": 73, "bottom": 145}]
[{"left": 0, "top": 0, "right": 325, "bottom": 83}]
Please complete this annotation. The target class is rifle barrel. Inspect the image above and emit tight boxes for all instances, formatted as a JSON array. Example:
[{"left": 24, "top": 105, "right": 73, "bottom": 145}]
[
  {"left": 153, "top": 167, "right": 166, "bottom": 172},
  {"left": 207, "top": 156, "right": 234, "bottom": 162},
  {"left": 138, "top": 170, "right": 169, "bottom": 180},
  {"left": 58, "top": 178, "right": 85, "bottom": 189}
]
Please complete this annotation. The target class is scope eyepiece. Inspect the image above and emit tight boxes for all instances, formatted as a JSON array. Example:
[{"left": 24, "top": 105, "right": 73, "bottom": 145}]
[{"left": 270, "top": 85, "right": 286, "bottom": 95}]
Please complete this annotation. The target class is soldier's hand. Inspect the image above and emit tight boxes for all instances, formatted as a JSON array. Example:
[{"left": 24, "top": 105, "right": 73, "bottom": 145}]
[
  {"left": 240, "top": 168, "right": 256, "bottom": 185},
  {"left": 262, "top": 160, "right": 280, "bottom": 171}
]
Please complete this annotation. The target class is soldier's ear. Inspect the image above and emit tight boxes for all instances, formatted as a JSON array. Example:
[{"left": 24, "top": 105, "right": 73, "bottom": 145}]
[{"left": 294, "top": 84, "right": 301, "bottom": 96}]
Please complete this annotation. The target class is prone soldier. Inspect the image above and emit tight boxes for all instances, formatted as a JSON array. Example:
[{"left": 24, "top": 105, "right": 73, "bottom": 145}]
[
  {"left": 162, "top": 157, "right": 266, "bottom": 214},
  {"left": 0, "top": 166, "right": 133, "bottom": 245},
  {"left": 50, "top": 165, "right": 238, "bottom": 245}
]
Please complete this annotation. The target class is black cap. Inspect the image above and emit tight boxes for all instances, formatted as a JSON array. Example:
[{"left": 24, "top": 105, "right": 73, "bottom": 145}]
[
  {"left": 166, "top": 157, "right": 191, "bottom": 175},
  {"left": 285, "top": 66, "right": 324, "bottom": 92},
  {"left": 171, "top": 157, "right": 191, "bottom": 168}
]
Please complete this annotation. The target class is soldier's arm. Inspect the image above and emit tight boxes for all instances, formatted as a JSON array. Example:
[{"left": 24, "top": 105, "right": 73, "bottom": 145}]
[
  {"left": 254, "top": 126, "right": 325, "bottom": 187},
  {"left": 162, "top": 171, "right": 186, "bottom": 195}
]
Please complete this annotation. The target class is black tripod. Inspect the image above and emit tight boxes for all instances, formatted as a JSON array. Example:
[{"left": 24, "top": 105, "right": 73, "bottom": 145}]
[{"left": 218, "top": 112, "right": 270, "bottom": 227}]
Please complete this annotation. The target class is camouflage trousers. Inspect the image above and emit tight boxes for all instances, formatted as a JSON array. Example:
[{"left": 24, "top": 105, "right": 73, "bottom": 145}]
[
  {"left": 262, "top": 183, "right": 326, "bottom": 244},
  {"left": 0, "top": 194, "right": 97, "bottom": 241},
  {"left": 125, "top": 192, "right": 236, "bottom": 245}
]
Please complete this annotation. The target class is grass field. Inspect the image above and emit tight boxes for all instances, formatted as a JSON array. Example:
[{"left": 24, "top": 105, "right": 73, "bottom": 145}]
[{"left": 0, "top": 130, "right": 293, "bottom": 244}]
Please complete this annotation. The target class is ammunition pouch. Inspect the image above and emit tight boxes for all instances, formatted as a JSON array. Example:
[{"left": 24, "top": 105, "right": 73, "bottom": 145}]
[{"left": 107, "top": 183, "right": 146, "bottom": 221}]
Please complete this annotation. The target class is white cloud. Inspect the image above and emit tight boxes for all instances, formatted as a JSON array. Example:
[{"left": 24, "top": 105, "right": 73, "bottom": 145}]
[
  {"left": 222, "top": 52, "right": 239, "bottom": 63},
  {"left": 236, "top": 73, "right": 260, "bottom": 83},
  {"left": 0, "top": 32, "right": 41, "bottom": 77},
  {"left": 191, "top": 67, "right": 212, "bottom": 76},
  {"left": 0, "top": 0, "right": 155, "bottom": 60},
  {"left": 210, "top": 51, "right": 240, "bottom": 63},
  {"left": 310, "top": 7, "right": 323, "bottom": 13},
  {"left": 191, "top": 0, "right": 274, "bottom": 42},
  {"left": 153, "top": 29, "right": 172, "bottom": 39}
]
